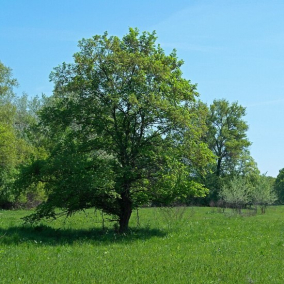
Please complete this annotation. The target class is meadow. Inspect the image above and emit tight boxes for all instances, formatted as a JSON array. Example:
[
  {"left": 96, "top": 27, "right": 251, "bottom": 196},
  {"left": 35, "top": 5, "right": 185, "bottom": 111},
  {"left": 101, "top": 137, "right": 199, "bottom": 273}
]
[{"left": 0, "top": 206, "right": 284, "bottom": 283}]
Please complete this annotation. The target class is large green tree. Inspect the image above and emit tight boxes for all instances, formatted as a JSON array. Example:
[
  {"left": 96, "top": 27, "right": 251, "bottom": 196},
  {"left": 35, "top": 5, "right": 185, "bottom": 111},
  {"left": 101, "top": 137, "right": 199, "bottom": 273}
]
[{"left": 20, "top": 29, "right": 213, "bottom": 232}]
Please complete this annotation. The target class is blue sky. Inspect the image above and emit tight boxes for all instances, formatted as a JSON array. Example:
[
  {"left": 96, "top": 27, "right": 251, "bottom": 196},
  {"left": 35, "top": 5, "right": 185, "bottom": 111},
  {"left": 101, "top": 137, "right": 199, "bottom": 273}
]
[{"left": 1, "top": 0, "right": 284, "bottom": 177}]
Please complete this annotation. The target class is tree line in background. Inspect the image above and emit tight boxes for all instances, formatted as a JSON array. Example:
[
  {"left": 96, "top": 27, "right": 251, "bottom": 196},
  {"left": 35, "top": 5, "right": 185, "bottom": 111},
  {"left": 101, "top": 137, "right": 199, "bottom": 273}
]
[{"left": 0, "top": 29, "right": 282, "bottom": 232}]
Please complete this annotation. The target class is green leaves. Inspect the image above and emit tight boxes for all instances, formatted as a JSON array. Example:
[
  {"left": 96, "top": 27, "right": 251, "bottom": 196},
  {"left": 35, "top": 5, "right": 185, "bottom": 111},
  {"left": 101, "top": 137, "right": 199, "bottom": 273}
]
[
  {"left": 198, "top": 99, "right": 259, "bottom": 204},
  {"left": 207, "top": 99, "right": 251, "bottom": 174},
  {"left": 252, "top": 175, "right": 277, "bottom": 208},
  {"left": 0, "top": 61, "right": 18, "bottom": 102},
  {"left": 220, "top": 176, "right": 252, "bottom": 209},
  {"left": 220, "top": 174, "right": 277, "bottom": 213},
  {"left": 0, "top": 62, "right": 48, "bottom": 209},
  {"left": 21, "top": 28, "right": 212, "bottom": 231}
]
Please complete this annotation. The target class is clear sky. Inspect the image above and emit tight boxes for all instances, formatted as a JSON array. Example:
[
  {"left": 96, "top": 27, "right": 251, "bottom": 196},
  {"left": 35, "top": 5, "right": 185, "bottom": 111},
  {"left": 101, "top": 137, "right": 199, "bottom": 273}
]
[{"left": 1, "top": 0, "right": 283, "bottom": 177}]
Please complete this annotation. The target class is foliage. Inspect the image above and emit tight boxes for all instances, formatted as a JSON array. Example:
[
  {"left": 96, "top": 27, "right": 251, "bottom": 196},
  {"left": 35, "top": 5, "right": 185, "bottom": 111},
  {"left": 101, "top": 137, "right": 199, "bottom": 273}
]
[
  {"left": 0, "top": 60, "right": 18, "bottom": 102},
  {"left": 274, "top": 168, "right": 284, "bottom": 204},
  {"left": 220, "top": 174, "right": 276, "bottom": 214},
  {"left": 219, "top": 176, "right": 252, "bottom": 212},
  {"left": 0, "top": 62, "right": 19, "bottom": 207},
  {"left": 19, "top": 28, "right": 214, "bottom": 232},
  {"left": 0, "top": 103, "right": 17, "bottom": 167},
  {"left": 251, "top": 174, "right": 277, "bottom": 213},
  {"left": 203, "top": 99, "right": 257, "bottom": 202},
  {"left": 206, "top": 99, "right": 252, "bottom": 177},
  {"left": 0, "top": 62, "right": 45, "bottom": 208}
]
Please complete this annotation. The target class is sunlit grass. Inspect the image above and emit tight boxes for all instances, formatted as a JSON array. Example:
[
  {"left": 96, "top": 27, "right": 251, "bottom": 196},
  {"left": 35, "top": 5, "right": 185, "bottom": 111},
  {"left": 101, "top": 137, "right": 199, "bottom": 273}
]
[{"left": 1, "top": 206, "right": 284, "bottom": 283}]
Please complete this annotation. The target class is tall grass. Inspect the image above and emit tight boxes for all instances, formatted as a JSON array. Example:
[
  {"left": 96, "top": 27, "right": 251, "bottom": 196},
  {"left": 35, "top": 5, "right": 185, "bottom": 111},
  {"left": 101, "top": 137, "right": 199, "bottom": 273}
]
[{"left": 0, "top": 206, "right": 284, "bottom": 283}]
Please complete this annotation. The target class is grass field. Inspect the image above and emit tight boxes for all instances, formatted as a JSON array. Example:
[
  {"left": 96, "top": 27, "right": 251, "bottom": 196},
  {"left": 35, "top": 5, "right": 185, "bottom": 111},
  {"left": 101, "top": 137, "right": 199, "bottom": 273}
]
[{"left": 0, "top": 206, "right": 284, "bottom": 283}]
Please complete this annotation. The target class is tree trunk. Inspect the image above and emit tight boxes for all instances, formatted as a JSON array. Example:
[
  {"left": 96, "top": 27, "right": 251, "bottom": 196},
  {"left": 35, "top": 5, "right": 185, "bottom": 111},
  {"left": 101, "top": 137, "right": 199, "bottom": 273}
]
[
  {"left": 118, "top": 192, "right": 132, "bottom": 233},
  {"left": 216, "top": 157, "right": 222, "bottom": 177}
]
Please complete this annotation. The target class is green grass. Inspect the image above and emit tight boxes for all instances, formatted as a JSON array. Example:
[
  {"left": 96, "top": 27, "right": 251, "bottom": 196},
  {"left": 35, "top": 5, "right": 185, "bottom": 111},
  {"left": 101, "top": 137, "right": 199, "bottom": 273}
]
[{"left": 1, "top": 206, "right": 284, "bottom": 283}]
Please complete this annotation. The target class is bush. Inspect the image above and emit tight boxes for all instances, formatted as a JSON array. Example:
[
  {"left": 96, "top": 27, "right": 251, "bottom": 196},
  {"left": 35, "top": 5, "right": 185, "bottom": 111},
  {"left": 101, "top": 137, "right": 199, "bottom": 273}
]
[
  {"left": 251, "top": 175, "right": 277, "bottom": 213},
  {"left": 219, "top": 176, "right": 251, "bottom": 213}
]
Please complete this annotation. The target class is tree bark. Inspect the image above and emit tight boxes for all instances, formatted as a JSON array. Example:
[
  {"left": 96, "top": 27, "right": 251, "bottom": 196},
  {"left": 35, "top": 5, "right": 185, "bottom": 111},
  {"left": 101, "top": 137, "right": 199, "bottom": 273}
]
[
  {"left": 216, "top": 157, "right": 222, "bottom": 177},
  {"left": 118, "top": 191, "right": 132, "bottom": 233}
]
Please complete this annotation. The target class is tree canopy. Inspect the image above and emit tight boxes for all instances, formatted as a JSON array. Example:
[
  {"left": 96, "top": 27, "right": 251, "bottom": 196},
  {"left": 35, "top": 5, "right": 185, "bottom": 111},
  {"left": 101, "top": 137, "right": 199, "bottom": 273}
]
[
  {"left": 0, "top": 62, "right": 45, "bottom": 208},
  {"left": 0, "top": 61, "right": 18, "bottom": 101},
  {"left": 206, "top": 99, "right": 251, "bottom": 177},
  {"left": 19, "top": 28, "right": 214, "bottom": 232},
  {"left": 201, "top": 99, "right": 257, "bottom": 202}
]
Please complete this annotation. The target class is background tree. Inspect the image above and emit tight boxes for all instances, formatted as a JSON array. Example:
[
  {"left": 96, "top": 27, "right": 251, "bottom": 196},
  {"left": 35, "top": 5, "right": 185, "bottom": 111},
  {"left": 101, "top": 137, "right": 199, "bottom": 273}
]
[
  {"left": 204, "top": 99, "right": 254, "bottom": 202},
  {"left": 274, "top": 168, "right": 284, "bottom": 204},
  {"left": 19, "top": 28, "right": 214, "bottom": 232},
  {"left": 0, "top": 61, "right": 19, "bottom": 207},
  {"left": 0, "top": 62, "right": 45, "bottom": 208},
  {"left": 206, "top": 99, "right": 251, "bottom": 177},
  {"left": 0, "top": 61, "right": 18, "bottom": 101},
  {"left": 0, "top": 103, "right": 18, "bottom": 207}
]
